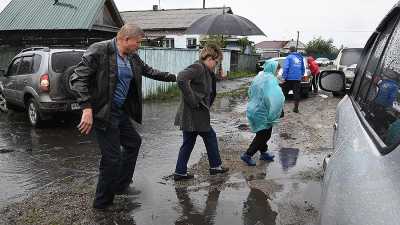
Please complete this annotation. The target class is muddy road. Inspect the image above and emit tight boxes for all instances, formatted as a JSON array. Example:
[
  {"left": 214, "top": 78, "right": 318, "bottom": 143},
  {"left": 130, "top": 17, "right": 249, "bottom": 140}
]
[{"left": 0, "top": 78, "right": 340, "bottom": 225}]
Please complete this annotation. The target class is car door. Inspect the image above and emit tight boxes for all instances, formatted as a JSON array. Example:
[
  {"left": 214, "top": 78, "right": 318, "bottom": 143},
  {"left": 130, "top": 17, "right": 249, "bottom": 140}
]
[
  {"left": 14, "top": 55, "right": 39, "bottom": 105},
  {"left": 2, "top": 57, "right": 22, "bottom": 105},
  {"left": 320, "top": 12, "right": 400, "bottom": 225}
]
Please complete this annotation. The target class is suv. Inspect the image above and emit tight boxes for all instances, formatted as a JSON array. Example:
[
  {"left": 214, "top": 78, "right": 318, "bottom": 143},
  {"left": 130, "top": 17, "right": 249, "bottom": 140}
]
[
  {"left": 319, "top": 3, "right": 400, "bottom": 224},
  {"left": 333, "top": 47, "right": 363, "bottom": 90},
  {"left": 0, "top": 47, "right": 84, "bottom": 127}
]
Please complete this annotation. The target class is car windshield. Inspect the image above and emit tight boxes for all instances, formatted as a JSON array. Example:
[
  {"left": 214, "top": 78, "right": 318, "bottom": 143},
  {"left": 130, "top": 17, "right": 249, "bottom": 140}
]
[
  {"left": 51, "top": 51, "right": 84, "bottom": 73},
  {"left": 340, "top": 49, "right": 363, "bottom": 66}
]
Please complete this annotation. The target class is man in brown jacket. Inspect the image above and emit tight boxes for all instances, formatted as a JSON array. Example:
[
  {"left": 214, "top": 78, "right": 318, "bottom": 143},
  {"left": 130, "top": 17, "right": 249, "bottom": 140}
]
[{"left": 174, "top": 44, "right": 229, "bottom": 181}]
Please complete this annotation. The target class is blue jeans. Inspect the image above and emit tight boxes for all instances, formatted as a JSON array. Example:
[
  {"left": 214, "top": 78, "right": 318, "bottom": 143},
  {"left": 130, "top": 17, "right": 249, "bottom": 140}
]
[
  {"left": 175, "top": 128, "right": 222, "bottom": 175},
  {"left": 93, "top": 104, "right": 141, "bottom": 208}
]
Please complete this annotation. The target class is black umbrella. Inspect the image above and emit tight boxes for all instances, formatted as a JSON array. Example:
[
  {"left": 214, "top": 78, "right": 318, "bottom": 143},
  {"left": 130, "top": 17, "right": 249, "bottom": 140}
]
[{"left": 185, "top": 12, "right": 265, "bottom": 36}]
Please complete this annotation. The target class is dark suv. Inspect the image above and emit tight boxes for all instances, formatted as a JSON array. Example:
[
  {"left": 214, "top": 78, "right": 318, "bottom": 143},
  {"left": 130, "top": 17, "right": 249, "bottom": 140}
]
[{"left": 0, "top": 47, "right": 84, "bottom": 127}]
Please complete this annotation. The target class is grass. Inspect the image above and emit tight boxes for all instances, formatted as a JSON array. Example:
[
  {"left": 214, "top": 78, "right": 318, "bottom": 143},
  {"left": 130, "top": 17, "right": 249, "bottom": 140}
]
[
  {"left": 144, "top": 84, "right": 181, "bottom": 101},
  {"left": 143, "top": 71, "right": 255, "bottom": 101},
  {"left": 228, "top": 71, "right": 256, "bottom": 79}
]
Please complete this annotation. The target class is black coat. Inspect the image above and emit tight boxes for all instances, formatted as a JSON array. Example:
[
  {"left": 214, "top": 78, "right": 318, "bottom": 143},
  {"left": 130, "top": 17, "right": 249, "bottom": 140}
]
[
  {"left": 70, "top": 39, "right": 176, "bottom": 128},
  {"left": 174, "top": 62, "right": 217, "bottom": 132}
]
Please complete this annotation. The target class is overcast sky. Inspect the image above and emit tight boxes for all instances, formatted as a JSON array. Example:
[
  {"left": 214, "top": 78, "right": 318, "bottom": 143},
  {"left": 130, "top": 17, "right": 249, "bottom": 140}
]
[{"left": 0, "top": 0, "right": 397, "bottom": 48}]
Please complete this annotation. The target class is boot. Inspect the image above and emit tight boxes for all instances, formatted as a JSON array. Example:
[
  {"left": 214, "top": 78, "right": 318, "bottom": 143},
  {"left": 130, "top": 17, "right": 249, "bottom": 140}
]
[{"left": 293, "top": 101, "right": 299, "bottom": 113}]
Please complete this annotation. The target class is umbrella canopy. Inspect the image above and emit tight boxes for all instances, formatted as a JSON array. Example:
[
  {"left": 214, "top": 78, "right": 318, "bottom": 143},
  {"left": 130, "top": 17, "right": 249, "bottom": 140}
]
[{"left": 185, "top": 13, "right": 265, "bottom": 36}]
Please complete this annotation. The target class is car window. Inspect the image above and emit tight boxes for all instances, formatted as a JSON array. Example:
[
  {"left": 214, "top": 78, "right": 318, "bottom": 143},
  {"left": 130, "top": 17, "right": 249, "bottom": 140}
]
[
  {"left": 7, "top": 58, "right": 22, "bottom": 76},
  {"left": 51, "top": 51, "right": 84, "bottom": 73},
  {"left": 356, "top": 16, "right": 397, "bottom": 105},
  {"left": 18, "top": 56, "right": 34, "bottom": 75},
  {"left": 32, "top": 55, "right": 42, "bottom": 73},
  {"left": 357, "top": 15, "right": 400, "bottom": 147},
  {"left": 351, "top": 34, "right": 376, "bottom": 96},
  {"left": 339, "top": 49, "right": 363, "bottom": 66}
]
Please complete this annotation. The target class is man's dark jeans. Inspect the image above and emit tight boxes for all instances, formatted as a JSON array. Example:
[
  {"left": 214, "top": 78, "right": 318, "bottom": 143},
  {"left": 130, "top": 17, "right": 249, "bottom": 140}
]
[
  {"left": 175, "top": 128, "right": 222, "bottom": 175},
  {"left": 246, "top": 127, "right": 273, "bottom": 156},
  {"left": 93, "top": 105, "right": 141, "bottom": 208},
  {"left": 283, "top": 80, "right": 301, "bottom": 101}
]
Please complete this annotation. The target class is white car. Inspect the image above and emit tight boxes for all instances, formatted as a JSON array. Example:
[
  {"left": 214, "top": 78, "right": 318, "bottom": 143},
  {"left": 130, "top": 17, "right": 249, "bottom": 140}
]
[
  {"left": 334, "top": 48, "right": 363, "bottom": 88},
  {"left": 267, "top": 56, "right": 312, "bottom": 97},
  {"left": 315, "top": 57, "right": 331, "bottom": 67}
]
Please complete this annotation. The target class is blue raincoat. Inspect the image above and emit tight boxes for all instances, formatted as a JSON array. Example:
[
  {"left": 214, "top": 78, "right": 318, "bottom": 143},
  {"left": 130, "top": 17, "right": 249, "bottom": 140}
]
[{"left": 247, "top": 60, "right": 285, "bottom": 133}]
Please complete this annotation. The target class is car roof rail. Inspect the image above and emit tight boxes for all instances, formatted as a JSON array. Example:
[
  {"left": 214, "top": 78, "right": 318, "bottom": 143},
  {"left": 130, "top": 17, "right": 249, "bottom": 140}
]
[{"left": 19, "top": 47, "right": 50, "bottom": 53}]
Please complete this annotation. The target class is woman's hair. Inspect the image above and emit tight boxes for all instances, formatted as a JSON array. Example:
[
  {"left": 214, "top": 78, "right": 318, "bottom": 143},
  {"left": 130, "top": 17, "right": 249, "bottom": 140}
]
[{"left": 199, "top": 44, "right": 222, "bottom": 62}]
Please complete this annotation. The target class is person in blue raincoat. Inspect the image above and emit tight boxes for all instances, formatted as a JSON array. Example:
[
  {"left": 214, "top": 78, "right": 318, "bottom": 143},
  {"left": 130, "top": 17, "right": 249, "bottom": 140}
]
[{"left": 240, "top": 60, "right": 285, "bottom": 166}]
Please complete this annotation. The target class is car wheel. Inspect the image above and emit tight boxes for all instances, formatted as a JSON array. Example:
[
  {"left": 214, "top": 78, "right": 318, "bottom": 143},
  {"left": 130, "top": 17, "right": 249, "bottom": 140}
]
[
  {"left": 0, "top": 92, "right": 7, "bottom": 113},
  {"left": 27, "top": 98, "right": 43, "bottom": 127},
  {"left": 61, "top": 65, "right": 78, "bottom": 98}
]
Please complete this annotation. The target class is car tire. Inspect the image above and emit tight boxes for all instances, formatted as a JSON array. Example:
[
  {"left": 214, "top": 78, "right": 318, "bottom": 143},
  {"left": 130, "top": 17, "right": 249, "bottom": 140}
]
[
  {"left": 0, "top": 92, "right": 7, "bottom": 113},
  {"left": 26, "top": 98, "right": 43, "bottom": 127},
  {"left": 61, "top": 65, "right": 78, "bottom": 98}
]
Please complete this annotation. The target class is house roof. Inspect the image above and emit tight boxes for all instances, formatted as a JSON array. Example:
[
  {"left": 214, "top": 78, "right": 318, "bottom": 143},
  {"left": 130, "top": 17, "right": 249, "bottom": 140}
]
[
  {"left": 121, "top": 7, "right": 233, "bottom": 31},
  {"left": 283, "top": 40, "right": 306, "bottom": 49},
  {"left": 255, "top": 40, "right": 306, "bottom": 50},
  {"left": 255, "top": 41, "right": 289, "bottom": 50},
  {"left": 0, "top": 0, "right": 123, "bottom": 31}
]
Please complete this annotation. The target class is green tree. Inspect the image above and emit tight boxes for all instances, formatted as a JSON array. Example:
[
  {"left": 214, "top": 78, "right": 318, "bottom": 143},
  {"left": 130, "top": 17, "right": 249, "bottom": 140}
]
[
  {"left": 200, "top": 35, "right": 226, "bottom": 49},
  {"left": 305, "top": 37, "right": 339, "bottom": 59},
  {"left": 237, "top": 37, "right": 256, "bottom": 54}
]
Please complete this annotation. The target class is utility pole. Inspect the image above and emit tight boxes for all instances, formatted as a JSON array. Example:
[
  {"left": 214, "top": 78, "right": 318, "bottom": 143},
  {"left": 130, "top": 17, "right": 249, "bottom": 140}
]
[
  {"left": 203, "top": 0, "right": 205, "bottom": 8},
  {"left": 296, "top": 31, "right": 299, "bottom": 51}
]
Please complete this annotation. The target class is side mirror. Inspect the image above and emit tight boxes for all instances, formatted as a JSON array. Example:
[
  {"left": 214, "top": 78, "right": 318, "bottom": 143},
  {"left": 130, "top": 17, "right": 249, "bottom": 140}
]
[{"left": 319, "top": 70, "right": 346, "bottom": 92}]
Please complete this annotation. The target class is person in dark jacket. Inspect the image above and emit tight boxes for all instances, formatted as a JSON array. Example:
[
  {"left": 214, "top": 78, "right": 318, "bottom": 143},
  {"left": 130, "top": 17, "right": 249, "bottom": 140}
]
[
  {"left": 173, "top": 44, "right": 229, "bottom": 181},
  {"left": 70, "top": 23, "right": 176, "bottom": 209},
  {"left": 307, "top": 56, "right": 320, "bottom": 93},
  {"left": 282, "top": 46, "right": 305, "bottom": 113}
]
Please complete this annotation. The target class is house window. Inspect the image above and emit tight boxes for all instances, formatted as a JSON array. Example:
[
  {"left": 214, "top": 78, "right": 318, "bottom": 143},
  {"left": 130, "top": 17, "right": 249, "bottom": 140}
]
[
  {"left": 163, "top": 38, "right": 175, "bottom": 48},
  {"left": 187, "top": 38, "right": 197, "bottom": 48}
]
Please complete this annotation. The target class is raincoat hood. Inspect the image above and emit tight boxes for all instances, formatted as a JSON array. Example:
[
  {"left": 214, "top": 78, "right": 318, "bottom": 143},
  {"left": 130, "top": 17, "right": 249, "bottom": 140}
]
[{"left": 263, "top": 60, "right": 279, "bottom": 75}]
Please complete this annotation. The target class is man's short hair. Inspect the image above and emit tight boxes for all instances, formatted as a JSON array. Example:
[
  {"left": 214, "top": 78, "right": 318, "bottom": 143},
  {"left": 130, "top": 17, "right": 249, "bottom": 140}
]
[
  {"left": 289, "top": 46, "right": 296, "bottom": 52},
  {"left": 117, "top": 23, "right": 144, "bottom": 39},
  {"left": 199, "top": 43, "right": 223, "bottom": 62}
]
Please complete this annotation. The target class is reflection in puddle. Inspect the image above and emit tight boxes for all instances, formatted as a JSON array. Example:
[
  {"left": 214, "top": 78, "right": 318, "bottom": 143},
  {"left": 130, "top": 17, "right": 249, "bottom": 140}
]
[{"left": 279, "top": 148, "right": 299, "bottom": 172}]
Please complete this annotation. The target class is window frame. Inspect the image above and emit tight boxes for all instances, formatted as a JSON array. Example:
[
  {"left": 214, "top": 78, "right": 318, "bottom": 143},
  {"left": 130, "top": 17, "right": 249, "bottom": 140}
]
[
  {"left": 17, "top": 55, "right": 35, "bottom": 75},
  {"left": 7, "top": 57, "right": 22, "bottom": 77},
  {"left": 350, "top": 12, "right": 400, "bottom": 154}
]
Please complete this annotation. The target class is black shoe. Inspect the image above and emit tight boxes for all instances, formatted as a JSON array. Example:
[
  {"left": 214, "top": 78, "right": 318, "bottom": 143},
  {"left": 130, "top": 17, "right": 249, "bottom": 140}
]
[
  {"left": 173, "top": 173, "right": 194, "bottom": 181},
  {"left": 209, "top": 167, "right": 229, "bottom": 175},
  {"left": 93, "top": 202, "right": 113, "bottom": 210},
  {"left": 293, "top": 108, "right": 299, "bottom": 113}
]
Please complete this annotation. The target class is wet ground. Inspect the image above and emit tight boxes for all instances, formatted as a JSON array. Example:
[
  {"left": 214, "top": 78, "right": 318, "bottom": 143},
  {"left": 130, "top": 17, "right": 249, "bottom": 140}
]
[{"left": 0, "top": 77, "right": 340, "bottom": 225}]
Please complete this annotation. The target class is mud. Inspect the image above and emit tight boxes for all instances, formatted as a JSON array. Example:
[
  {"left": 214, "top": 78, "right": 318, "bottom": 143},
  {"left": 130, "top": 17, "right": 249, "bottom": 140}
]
[{"left": 0, "top": 77, "right": 340, "bottom": 225}]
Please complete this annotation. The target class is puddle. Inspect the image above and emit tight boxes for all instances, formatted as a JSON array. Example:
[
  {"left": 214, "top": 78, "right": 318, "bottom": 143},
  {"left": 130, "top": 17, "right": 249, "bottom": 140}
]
[{"left": 0, "top": 86, "right": 327, "bottom": 224}]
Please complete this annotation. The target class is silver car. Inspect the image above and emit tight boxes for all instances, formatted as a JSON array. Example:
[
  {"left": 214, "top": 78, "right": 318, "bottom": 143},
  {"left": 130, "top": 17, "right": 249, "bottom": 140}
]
[
  {"left": 0, "top": 47, "right": 84, "bottom": 126},
  {"left": 319, "top": 2, "right": 400, "bottom": 224}
]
